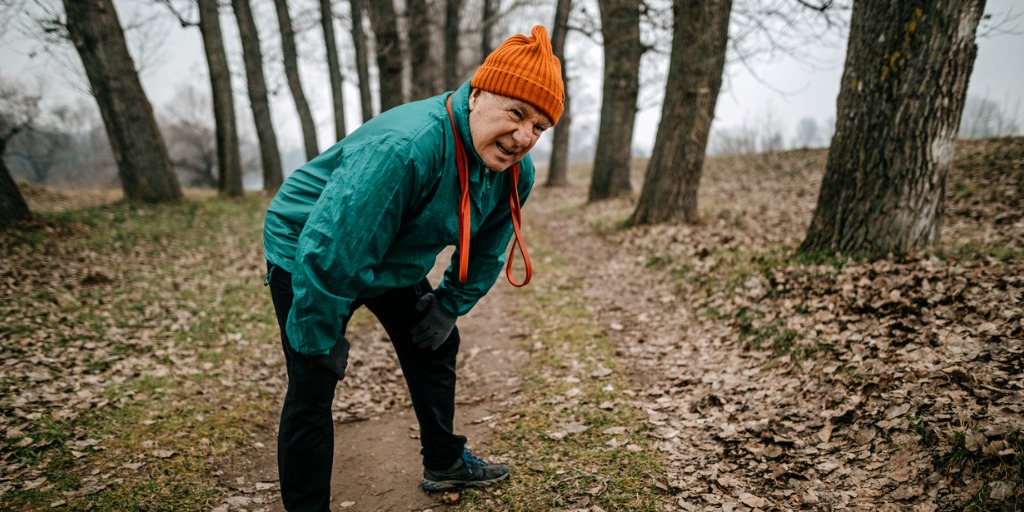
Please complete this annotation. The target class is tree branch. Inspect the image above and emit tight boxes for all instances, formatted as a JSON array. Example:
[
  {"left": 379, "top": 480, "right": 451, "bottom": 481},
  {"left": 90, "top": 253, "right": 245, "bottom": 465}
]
[
  {"left": 794, "top": 0, "right": 833, "bottom": 13},
  {"left": 154, "top": 0, "right": 198, "bottom": 28}
]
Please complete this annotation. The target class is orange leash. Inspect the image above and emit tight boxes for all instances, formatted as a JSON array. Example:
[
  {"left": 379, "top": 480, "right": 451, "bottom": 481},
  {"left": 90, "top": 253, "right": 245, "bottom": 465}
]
[{"left": 446, "top": 95, "right": 532, "bottom": 287}]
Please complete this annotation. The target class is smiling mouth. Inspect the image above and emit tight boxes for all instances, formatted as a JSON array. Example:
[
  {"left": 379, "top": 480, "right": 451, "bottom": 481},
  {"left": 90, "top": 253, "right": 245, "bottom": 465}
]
[{"left": 496, "top": 141, "right": 517, "bottom": 156}]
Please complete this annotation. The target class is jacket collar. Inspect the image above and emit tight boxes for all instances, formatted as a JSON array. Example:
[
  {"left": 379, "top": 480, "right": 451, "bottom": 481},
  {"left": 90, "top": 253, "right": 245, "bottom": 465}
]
[{"left": 449, "top": 80, "right": 486, "bottom": 183}]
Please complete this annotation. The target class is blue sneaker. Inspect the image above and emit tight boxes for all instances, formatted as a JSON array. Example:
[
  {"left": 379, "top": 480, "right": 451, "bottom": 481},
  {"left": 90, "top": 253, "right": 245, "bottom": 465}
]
[{"left": 421, "top": 449, "right": 510, "bottom": 492}]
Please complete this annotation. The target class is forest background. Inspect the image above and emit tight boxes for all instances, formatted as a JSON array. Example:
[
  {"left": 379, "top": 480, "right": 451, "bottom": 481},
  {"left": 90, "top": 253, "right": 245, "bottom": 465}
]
[{"left": 1, "top": 0, "right": 1022, "bottom": 511}]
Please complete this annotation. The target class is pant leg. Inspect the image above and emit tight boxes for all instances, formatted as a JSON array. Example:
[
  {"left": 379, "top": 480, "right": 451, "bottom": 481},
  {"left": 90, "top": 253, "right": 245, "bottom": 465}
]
[
  {"left": 267, "top": 263, "right": 347, "bottom": 512},
  {"left": 363, "top": 281, "right": 467, "bottom": 471}
]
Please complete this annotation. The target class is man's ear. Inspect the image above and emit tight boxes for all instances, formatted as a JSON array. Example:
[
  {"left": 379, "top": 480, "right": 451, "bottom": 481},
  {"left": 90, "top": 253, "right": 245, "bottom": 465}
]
[{"left": 468, "top": 88, "right": 483, "bottom": 111}]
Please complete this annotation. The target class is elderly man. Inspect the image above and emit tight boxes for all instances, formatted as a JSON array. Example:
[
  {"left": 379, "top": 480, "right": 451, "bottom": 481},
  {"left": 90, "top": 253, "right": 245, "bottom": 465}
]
[{"left": 263, "top": 25, "right": 564, "bottom": 511}]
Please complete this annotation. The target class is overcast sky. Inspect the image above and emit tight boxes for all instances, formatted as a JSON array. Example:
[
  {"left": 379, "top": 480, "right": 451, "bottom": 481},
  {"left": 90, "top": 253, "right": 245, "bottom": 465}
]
[{"left": 1, "top": 0, "right": 1021, "bottom": 158}]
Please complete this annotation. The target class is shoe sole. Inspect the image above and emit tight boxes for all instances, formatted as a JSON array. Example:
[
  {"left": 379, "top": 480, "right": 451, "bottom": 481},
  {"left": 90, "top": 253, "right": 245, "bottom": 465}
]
[{"left": 420, "top": 472, "right": 509, "bottom": 493}]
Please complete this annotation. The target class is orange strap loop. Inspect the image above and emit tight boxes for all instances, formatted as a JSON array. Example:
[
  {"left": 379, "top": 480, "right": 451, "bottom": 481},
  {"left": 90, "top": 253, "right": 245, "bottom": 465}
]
[{"left": 446, "top": 95, "right": 532, "bottom": 287}]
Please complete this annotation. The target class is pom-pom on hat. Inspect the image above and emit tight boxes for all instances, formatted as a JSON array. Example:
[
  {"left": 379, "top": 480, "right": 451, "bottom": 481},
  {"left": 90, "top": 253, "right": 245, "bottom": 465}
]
[{"left": 470, "top": 25, "right": 565, "bottom": 125}]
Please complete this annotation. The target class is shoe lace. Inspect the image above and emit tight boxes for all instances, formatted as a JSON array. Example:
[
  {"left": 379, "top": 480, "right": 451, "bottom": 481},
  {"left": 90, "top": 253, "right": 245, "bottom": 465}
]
[{"left": 461, "top": 448, "right": 486, "bottom": 472}]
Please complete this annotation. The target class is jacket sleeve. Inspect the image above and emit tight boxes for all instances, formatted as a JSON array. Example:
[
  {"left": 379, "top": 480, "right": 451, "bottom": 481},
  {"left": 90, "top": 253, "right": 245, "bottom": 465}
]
[
  {"left": 285, "top": 145, "right": 417, "bottom": 355},
  {"left": 435, "top": 165, "right": 535, "bottom": 316}
]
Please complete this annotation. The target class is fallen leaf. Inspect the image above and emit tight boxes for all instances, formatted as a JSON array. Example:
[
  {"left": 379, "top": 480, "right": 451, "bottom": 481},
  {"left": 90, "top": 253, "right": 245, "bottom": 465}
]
[{"left": 739, "top": 492, "right": 766, "bottom": 508}]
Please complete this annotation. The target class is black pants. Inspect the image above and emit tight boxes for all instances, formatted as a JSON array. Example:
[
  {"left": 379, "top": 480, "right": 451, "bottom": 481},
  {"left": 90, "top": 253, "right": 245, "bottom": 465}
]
[{"left": 267, "top": 263, "right": 466, "bottom": 512}]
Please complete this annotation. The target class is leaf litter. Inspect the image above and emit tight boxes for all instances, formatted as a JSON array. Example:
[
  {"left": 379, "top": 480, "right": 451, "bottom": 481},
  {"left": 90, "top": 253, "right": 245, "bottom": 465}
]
[
  {"left": 527, "top": 138, "right": 1022, "bottom": 511},
  {"left": 2, "top": 138, "right": 1021, "bottom": 511},
  {"left": 0, "top": 193, "right": 456, "bottom": 510}
]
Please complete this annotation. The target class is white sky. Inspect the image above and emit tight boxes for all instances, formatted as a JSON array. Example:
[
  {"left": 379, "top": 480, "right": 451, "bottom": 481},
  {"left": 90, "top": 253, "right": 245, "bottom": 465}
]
[{"left": 1, "top": 0, "right": 1021, "bottom": 158}]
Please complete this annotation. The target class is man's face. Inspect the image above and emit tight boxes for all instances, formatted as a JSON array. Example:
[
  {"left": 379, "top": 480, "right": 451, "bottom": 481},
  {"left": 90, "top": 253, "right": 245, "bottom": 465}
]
[{"left": 467, "top": 89, "right": 553, "bottom": 172}]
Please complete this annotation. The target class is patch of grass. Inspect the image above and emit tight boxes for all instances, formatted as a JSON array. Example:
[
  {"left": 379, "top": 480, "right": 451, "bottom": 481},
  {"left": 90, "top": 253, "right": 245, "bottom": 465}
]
[
  {"left": 458, "top": 246, "right": 665, "bottom": 512},
  {"left": 731, "top": 306, "right": 831, "bottom": 361},
  {"left": 589, "top": 211, "right": 633, "bottom": 235},
  {"left": 950, "top": 243, "right": 1024, "bottom": 262},
  {"left": 2, "top": 375, "right": 272, "bottom": 510},
  {"left": 933, "top": 428, "right": 1024, "bottom": 511},
  {"left": 789, "top": 248, "right": 849, "bottom": 269},
  {"left": 957, "top": 183, "right": 977, "bottom": 199}
]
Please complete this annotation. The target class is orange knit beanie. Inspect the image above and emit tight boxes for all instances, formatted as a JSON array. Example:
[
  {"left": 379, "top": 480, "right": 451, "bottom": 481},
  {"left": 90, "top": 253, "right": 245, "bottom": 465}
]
[{"left": 471, "top": 25, "right": 565, "bottom": 125}]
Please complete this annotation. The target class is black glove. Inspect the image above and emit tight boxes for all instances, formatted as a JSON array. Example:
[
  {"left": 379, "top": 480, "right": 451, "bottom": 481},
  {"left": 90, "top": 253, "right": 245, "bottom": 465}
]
[
  {"left": 410, "top": 293, "right": 457, "bottom": 350},
  {"left": 305, "top": 335, "right": 350, "bottom": 380}
]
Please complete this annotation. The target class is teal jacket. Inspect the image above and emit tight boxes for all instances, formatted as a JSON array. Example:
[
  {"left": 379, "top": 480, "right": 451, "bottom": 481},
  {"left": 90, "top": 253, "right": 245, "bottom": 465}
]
[{"left": 263, "top": 81, "right": 535, "bottom": 356}]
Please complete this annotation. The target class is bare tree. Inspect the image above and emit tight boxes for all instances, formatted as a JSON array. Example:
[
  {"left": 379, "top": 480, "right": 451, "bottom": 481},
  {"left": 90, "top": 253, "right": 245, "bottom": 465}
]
[
  {"left": 407, "top": 0, "right": 440, "bottom": 100},
  {"left": 800, "top": 0, "right": 987, "bottom": 255},
  {"left": 960, "top": 94, "right": 1021, "bottom": 138},
  {"left": 480, "top": 0, "right": 497, "bottom": 58},
  {"left": 367, "top": 0, "right": 404, "bottom": 111},
  {"left": 197, "top": 0, "right": 243, "bottom": 197},
  {"left": 0, "top": 141, "right": 30, "bottom": 226},
  {"left": 588, "top": 0, "right": 642, "bottom": 202},
  {"left": 232, "top": 0, "right": 283, "bottom": 194},
  {"left": 0, "top": 78, "right": 34, "bottom": 225},
  {"left": 631, "top": 0, "right": 733, "bottom": 225},
  {"left": 349, "top": 0, "right": 374, "bottom": 121},
  {"left": 162, "top": 85, "right": 217, "bottom": 188},
  {"left": 545, "top": 0, "right": 572, "bottom": 187},
  {"left": 64, "top": 0, "right": 182, "bottom": 202},
  {"left": 443, "top": 0, "right": 464, "bottom": 89},
  {"left": 272, "top": 0, "right": 319, "bottom": 159},
  {"left": 792, "top": 117, "right": 822, "bottom": 149},
  {"left": 320, "top": 0, "right": 347, "bottom": 142}
]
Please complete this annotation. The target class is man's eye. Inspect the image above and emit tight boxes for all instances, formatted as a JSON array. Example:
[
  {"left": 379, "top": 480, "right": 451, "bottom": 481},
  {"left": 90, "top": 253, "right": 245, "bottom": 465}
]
[
  {"left": 533, "top": 125, "right": 545, "bottom": 135},
  {"left": 508, "top": 109, "right": 523, "bottom": 119}
]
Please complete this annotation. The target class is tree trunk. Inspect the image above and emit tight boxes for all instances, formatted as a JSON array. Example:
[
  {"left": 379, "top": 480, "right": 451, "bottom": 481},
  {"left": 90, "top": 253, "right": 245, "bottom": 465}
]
[
  {"left": 320, "top": 0, "right": 347, "bottom": 141},
  {"left": 406, "top": 0, "right": 439, "bottom": 100},
  {"left": 0, "top": 137, "right": 31, "bottom": 226},
  {"left": 198, "top": 0, "right": 243, "bottom": 197},
  {"left": 349, "top": 0, "right": 374, "bottom": 121},
  {"left": 63, "top": 0, "right": 182, "bottom": 202},
  {"left": 480, "top": 0, "right": 497, "bottom": 60},
  {"left": 799, "top": 0, "right": 986, "bottom": 256},
  {"left": 232, "top": 0, "right": 283, "bottom": 194},
  {"left": 273, "top": 0, "right": 320, "bottom": 159},
  {"left": 631, "top": 0, "right": 732, "bottom": 224},
  {"left": 545, "top": 0, "right": 572, "bottom": 188},
  {"left": 367, "top": 0, "right": 404, "bottom": 111},
  {"left": 588, "top": 0, "right": 641, "bottom": 202},
  {"left": 443, "top": 0, "right": 464, "bottom": 90}
]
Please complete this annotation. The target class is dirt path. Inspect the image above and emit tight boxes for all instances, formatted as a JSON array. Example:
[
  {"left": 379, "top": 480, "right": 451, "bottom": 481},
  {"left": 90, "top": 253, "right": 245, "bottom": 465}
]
[{"left": 219, "top": 264, "right": 527, "bottom": 512}]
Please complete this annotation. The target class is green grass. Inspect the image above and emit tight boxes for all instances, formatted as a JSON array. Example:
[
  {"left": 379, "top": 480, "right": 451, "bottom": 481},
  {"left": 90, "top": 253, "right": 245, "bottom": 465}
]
[
  {"left": 458, "top": 245, "right": 666, "bottom": 512},
  {"left": 950, "top": 243, "right": 1024, "bottom": 262}
]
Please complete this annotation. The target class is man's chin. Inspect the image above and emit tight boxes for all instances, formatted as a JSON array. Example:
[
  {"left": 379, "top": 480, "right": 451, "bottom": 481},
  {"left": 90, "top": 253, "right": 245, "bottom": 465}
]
[{"left": 484, "top": 157, "right": 515, "bottom": 172}]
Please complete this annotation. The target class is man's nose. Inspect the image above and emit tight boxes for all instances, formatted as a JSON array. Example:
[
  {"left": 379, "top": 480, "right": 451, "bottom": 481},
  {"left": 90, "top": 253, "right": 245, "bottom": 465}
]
[{"left": 511, "top": 124, "right": 533, "bottom": 148}]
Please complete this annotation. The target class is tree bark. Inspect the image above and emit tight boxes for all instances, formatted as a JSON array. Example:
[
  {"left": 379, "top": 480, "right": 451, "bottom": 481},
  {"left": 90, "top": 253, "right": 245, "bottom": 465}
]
[
  {"left": 273, "top": 0, "right": 320, "bottom": 159},
  {"left": 480, "top": 0, "right": 497, "bottom": 59},
  {"left": 443, "top": 0, "right": 464, "bottom": 89},
  {"left": 198, "top": 0, "right": 243, "bottom": 197},
  {"left": 631, "top": 0, "right": 732, "bottom": 224},
  {"left": 349, "top": 0, "right": 374, "bottom": 121},
  {"left": 545, "top": 0, "right": 572, "bottom": 187},
  {"left": 799, "top": 0, "right": 986, "bottom": 256},
  {"left": 588, "top": 0, "right": 641, "bottom": 202},
  {"left": 320, "top": 0, "right": 347, "bottom": 141},
  {"left": 406, "top": 0, "right": 439, "bottom": 100},
  {"left": 367, "top": 0, "right": 404, "bottom": 111},
  {"left": 232, "top": 0, "right": 283, "bottom": 194},
  {"left": 63, "top": 0, "right": 182, "bottom": 203},
  {"left": 0, "top": 137, "right": 31, "bottom": 226}
]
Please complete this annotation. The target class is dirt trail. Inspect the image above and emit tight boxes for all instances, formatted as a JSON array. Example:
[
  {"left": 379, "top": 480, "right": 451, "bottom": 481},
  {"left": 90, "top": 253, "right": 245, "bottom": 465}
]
[{"left": 220, "top": 268, "right": 527, "bottom": 512}]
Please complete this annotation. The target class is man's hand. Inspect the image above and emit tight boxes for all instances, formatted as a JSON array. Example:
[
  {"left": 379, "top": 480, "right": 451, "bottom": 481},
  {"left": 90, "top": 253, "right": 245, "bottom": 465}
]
[
  {"left": 410, "top": 293, "right": 457, "bottom": 350},
  {"left": 305, "top": 335, "right": 349, "bottom": 380}
]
